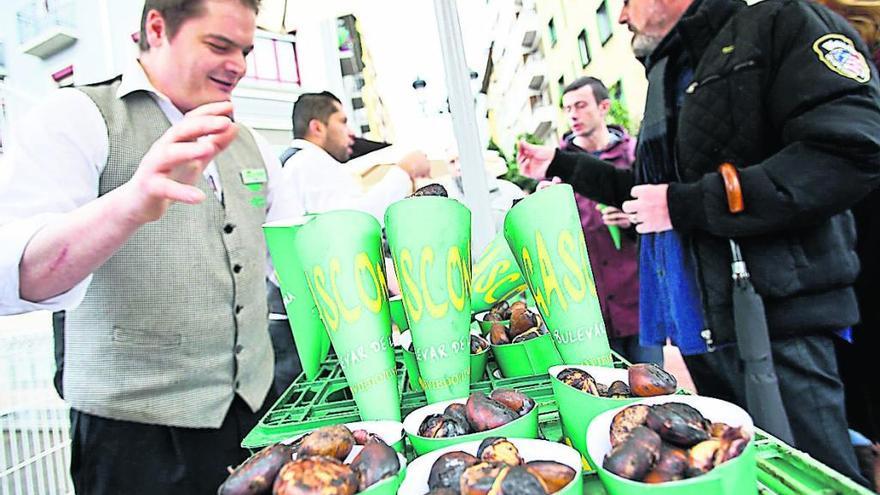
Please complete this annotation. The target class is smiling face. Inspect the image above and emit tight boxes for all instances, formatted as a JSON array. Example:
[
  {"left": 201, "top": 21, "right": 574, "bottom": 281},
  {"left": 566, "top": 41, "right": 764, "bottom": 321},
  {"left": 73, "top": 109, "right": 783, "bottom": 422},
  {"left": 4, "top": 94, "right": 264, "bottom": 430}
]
[{"left": 140, "top": 0, "right": 255, "bottom": 113}]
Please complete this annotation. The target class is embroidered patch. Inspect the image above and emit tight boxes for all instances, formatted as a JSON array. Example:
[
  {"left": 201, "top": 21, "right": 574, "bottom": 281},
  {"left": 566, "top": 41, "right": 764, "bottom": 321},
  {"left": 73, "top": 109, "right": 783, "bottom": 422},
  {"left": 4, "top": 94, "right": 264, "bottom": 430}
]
[{"left": 812, "top": 34, "right": 871, "bottom": 83}]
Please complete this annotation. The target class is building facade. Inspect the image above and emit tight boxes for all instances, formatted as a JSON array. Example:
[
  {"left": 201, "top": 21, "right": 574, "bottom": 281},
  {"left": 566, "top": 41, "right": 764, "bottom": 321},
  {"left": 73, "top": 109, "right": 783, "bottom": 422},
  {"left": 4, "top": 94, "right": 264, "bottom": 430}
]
[{"left": 484, "top": 0, "right": 648, "bottom": 156}]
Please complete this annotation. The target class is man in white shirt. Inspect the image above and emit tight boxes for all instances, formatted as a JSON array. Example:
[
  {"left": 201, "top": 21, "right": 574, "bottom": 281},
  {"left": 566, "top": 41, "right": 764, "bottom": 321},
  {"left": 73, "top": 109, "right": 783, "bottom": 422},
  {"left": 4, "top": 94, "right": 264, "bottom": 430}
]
[
  {"left": 0, "top": 0, "right": 297, "bottom": 493},
  {"left": 269, "top": 91, "right": 429, "bottom": 224}
]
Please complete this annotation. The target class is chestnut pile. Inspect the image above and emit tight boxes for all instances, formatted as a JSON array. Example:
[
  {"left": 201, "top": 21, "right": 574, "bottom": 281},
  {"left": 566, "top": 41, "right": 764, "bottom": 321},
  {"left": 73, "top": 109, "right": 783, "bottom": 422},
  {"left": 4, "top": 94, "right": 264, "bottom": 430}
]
[
  {"left": 408, "top": 335, "right": 489, "bottom": 355},
  {"left": 218, "top": 425, "right": 400, "bottom": 495},
  {"left": 557, "top": 363, "right": 677, "bottom": 398},
  {"left": 484, "top": 301, "right": 545, "bottom": 345},
  {"left": 417, "top": 389, "right": 534, "bottom": 438},
  {"left": 603, "top": 402, "right": 750, "bottom": 483},
  {"left": 424, "top": 437, "right": 576, "bottom": 494}
]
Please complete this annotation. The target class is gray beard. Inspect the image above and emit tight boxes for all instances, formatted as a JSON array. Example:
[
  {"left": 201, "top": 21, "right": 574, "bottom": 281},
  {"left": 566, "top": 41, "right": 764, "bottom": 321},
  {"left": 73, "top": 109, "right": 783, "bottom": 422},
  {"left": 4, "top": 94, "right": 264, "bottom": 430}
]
[{"left": 632, "top": 33, "right": 664, "bottom": 58}]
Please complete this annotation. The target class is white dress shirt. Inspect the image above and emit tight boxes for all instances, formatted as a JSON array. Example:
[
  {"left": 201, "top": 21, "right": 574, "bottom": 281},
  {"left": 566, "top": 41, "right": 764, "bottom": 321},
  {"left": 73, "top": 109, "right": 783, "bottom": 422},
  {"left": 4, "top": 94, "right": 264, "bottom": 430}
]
[
  {"left": 267, "top": 139, "right": 412, "bottom": 226},
  {"left": 0, "top": 59, "right": 284, "bottom": 315}
]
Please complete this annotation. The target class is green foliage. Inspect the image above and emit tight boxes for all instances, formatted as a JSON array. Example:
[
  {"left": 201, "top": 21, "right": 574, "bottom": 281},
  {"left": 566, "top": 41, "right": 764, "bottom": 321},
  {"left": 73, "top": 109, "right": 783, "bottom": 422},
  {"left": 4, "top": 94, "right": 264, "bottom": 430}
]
[
  {"left": 607, "top": 98, "right": 634, "bottom": 134},
  {"left": 489, "top": 134, "right": 539, "bottom": 193}
]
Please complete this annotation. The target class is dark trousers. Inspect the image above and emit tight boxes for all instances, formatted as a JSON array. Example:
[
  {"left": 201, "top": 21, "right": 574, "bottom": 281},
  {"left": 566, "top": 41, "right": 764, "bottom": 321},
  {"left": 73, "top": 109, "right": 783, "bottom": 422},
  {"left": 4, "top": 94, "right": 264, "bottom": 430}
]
[
  {"left": 684, "top": 334, "right": 870, "bottom": 488},
  {"left": 267, "top": 281, "right": 302, "bottom": 396},
  {"left": 70, "top": 394, "right": 273, "bottom": 495}
]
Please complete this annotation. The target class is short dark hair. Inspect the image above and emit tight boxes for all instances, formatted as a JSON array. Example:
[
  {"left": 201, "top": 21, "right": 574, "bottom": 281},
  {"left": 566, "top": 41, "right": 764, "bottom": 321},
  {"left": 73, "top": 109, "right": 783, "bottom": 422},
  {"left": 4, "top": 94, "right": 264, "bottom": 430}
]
[
  {"left": 562, "top": 76, "right": 610, "bottom": 103},
  {"left": 138, "top": 0, "right": 261, "bottom": 52},
  {"left": 292, "top": 92, "right": 343, "bottom": 139}
]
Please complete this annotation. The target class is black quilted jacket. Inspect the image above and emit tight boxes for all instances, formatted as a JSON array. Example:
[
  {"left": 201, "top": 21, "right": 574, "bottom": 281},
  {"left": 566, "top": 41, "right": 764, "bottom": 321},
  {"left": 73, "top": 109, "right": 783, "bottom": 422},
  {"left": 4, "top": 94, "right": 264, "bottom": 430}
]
[{"left": 548, "top": 0, "right": 880, "bottom": 344}]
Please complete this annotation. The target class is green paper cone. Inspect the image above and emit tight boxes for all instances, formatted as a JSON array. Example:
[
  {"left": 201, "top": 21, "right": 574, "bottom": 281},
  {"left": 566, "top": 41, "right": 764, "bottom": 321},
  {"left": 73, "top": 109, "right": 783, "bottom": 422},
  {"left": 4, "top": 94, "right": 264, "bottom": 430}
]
[
  {"left": 471, "top": 232, "right": 528, "bottom": 313},
  {"left": 385, "top": 197, "right": 473, "bottom": 403},
  {"left": 263, "top": 217, "right": 331, "bottom": 381},
  {"left": 549, "top": 365, "right": 639, "bottom": 465},
  {"left": 503, "top": 184, "right": 613, "bottom": 367},
  {"left": 294, "top": 210, "right": 401, "bottom": 421},
  {"left": 400, "top": 330, "right": 489, "bottom": 390},
  {"left": 389, "top": 295, "right": 409, "bottom": 331},
  {"left": 492, "top": 333, "right": 564, "bottom": 378},
  {"left": 597, "top": 203, "right": 623, "bottom": 250}
]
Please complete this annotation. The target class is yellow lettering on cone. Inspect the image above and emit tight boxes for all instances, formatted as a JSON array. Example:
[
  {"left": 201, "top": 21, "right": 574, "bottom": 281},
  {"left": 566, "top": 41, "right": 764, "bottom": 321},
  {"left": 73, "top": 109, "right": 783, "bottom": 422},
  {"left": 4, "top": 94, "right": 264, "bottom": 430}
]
[
  {"left": 311, "top": 266, "right": 339, "bottom": 331},
  {"left": 330, "top": 258, "right": 361, "bottom": 323},
  {"left": 447, "top": 246, "right": 466, "bottom": 311},
  {"left": 558, "top": 230, "right": 587, "bottom": 303},
  {"left": 421, "top": 247, "right": 449, "bottom": 318},
  {"left": 535, "top": 231, "right": 568, "bottom": 312},
  {"left": 398, "top": 249, "right": 423, "bottom": 321},
  {"left": 521, "top": 246, "right": 549, "bottom": 316},
  {"left": 355, "top": 253, "right": 383, "bottom": 314}
]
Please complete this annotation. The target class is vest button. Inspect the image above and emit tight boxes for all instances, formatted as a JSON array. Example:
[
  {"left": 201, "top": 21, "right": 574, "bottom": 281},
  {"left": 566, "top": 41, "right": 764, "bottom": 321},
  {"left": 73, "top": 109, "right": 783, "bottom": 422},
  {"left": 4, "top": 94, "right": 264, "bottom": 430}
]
[
  {"left": 224, "top": 224, "right": 235, "bottom": 234},
  {"left": 233, "top": 264, "right": 242, "bottom": 274},
  {"left": 235, "top": 305, "right": 243, "bottom": 314},
  {"left": 234, "top": 344, "right": 244, "bottom": 354}
]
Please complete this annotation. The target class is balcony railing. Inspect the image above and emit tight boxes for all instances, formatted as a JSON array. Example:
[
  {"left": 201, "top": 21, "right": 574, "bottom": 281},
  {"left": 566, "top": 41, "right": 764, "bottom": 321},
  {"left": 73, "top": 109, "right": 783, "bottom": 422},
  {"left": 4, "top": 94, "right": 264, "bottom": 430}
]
[{"left": 17, "top": 0, "right": 78, "bottom": 59}]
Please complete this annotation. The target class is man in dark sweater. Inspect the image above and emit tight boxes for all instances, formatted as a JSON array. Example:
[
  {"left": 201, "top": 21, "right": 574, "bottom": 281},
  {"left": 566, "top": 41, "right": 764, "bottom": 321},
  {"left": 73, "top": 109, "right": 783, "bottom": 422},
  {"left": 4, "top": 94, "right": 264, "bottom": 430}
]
[{"left": 518, "top": 0, "right": 880, "bottom": 485}]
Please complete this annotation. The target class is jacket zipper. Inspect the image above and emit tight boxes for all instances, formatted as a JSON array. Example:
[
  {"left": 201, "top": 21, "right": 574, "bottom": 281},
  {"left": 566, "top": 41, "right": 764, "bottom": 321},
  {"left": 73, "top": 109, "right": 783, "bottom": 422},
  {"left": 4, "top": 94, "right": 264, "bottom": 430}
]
[{"left": 685, "top": 59, "right": 758, "bottom": 94}]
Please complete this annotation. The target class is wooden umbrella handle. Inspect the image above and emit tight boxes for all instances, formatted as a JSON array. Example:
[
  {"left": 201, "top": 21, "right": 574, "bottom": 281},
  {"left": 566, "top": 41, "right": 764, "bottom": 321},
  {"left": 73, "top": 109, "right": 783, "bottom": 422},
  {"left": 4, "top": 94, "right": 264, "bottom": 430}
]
[{"left": 718, "top": 162, "right": 744, "bottom": 214}]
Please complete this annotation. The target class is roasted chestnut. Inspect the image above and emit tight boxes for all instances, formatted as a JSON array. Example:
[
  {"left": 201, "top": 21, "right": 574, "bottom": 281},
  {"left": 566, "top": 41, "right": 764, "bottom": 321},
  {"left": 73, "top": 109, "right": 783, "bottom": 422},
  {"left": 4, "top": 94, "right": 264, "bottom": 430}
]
[
  {"left": 491, "top": 300, "right": 512, "bottom": 319},
  {"left": 525, "top": 461, "right": 576, "bottom": 493},
  {"left": 411, "top": 183, "right": 449, "bottom": 197},
  {"left": 349, "top": 438, "right": 400, "bottom": 491},
  {"left": 556, "top": 368, "right": 599, "bottom": 396},
  {"left": 609, "top": 404, "right": 650, "bottom": 447},
  {"left": 603, "top": 426, "right": 662, "bottom": 481},
  {"left": 273, "top": 457, "right": 358, "bottom": 495},
  {"left": 460, "top": 462, "right": 506, "bottom": 495},
  {"left": 646, "top": 403, "right": 710, "bottom": 447},
  {"left": 470, "top": 335, "right": 489, "bottom": 354},
  {"left": 351, "top": 429, "right": 379, "bottom": 446},
  {"left": 606, "top": 380, "right": 630, "bottom": 399},
  {"left": 511, "top": 327, "right": 542, "bottom": 344},
  {"left": 465, "top": 392, "right": 519, "bottom": 432},
  {"left": 628, "top": 363, "right": 677, "bottom": 397},
  {"left": 428, "top": 451, "right": 479, "bottom": 491},
  {"left": 418, "top": 414, "right": 471, "bottom": 438},
  {"left": 494, "top": 465, "right": 549, "bottom": 494},
  {"left": 489, "top": 389, "right": 535, "bottom": 416},
  {"left": 296, "top": 425, "right": 355, "bottom": 461},
  {"left": 444, "top": 403, "right": 471, "bottom": 430},
  {"left": 489, "top": 323, "right": 510, "bottom": 345},
  {"left": 642, "top": 444, "right": 688, "bottom": 483},
  {"left": 686, "top": 439, "right": 722, "bottom": 475},
  {"left": 509, "top": 309, "right": 539, "bottom": 338},
  {"left": 476, "top": 437, "right": 522, "bottom": 466},
  {"left": 218, "top": 443, "right": 293, "bottom": 495}
]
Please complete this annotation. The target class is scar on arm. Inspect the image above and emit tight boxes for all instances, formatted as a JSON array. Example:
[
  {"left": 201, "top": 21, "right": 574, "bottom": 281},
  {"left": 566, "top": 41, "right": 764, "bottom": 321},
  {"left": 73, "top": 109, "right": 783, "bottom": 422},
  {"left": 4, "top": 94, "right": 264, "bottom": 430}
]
[{"left": 47, "top": 245, "right": 69, "bottom": 273}]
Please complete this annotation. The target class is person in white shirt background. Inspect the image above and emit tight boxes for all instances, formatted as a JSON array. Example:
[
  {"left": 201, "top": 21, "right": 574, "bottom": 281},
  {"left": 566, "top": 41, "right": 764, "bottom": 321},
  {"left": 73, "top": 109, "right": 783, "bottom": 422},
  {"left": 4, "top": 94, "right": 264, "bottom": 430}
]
[
  {"left": 0, "top": 0, "right": 302, "bottom": 493},
  {"left": 270, "top": 91, "right": 430, "bottom": 224}
]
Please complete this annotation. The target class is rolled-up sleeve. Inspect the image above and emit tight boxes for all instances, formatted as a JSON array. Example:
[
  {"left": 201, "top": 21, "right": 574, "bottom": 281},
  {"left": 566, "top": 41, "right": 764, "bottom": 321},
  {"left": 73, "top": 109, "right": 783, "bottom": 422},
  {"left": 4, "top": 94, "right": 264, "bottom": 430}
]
[{"left": 0, "top": 214, "right": 91, "bottom": 315}]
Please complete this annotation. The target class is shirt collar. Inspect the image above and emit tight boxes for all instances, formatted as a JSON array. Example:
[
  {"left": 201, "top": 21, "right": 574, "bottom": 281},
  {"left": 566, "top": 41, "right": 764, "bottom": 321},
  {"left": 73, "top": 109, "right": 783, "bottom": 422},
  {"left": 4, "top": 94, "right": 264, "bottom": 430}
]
[
  {"left": 290, "top": 138, "right": 338, "bottom": 161},
  {"left": 116, "top": 58, "right": 175, "bottom": 106}
]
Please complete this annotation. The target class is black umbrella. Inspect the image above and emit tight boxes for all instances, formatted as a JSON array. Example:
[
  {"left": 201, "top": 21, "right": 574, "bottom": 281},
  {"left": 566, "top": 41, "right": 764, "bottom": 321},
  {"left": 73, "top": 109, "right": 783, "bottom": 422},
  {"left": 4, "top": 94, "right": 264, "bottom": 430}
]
[{"left": 729, "top": 239, "right": 796, "bottom": 445}]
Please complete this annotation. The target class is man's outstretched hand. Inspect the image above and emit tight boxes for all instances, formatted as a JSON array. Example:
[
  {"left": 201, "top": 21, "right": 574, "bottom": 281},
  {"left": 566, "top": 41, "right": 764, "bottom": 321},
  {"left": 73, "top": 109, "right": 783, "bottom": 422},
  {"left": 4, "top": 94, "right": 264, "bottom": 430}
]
[
  {"left": 516, "top": 141, "right": 555, "bottom": 179},
  {"left": 121, "top": 101, "right": 238, "bottom": 224}
]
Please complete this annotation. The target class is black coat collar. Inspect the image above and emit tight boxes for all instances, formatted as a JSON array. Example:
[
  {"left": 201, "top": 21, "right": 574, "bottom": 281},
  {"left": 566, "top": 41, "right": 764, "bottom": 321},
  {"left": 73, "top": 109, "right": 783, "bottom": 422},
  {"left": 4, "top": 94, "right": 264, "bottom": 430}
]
[{"left": 644, "top": 0, "right": 747, "bottom": 72}]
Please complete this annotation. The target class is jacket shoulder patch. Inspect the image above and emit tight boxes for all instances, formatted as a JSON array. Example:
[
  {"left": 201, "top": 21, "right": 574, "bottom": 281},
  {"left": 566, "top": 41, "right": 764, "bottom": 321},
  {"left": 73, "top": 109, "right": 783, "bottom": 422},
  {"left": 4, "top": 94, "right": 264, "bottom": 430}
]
[{"left": 812, "top": 34, "right": 871, "bottom": 83}]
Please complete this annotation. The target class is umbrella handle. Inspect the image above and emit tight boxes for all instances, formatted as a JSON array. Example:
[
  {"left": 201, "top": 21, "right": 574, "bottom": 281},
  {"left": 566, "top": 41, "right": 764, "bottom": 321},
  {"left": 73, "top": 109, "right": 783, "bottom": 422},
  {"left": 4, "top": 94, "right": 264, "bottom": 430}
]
[{"left": 718, "top": 163, "right": 744, "bottom": 214}]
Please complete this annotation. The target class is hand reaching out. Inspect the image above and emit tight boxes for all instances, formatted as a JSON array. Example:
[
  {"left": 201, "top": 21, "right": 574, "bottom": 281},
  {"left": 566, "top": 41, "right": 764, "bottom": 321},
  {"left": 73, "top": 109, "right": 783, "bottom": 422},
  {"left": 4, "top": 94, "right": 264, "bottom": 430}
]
[
  {"left": 516, "top": 141, "right": 555, "bottom": 179},
  {"left": 122, "top": 101, "right": 238, "bottom": 224},
  {"left": 621, "top": 184, "right": 672, "bottom": 234},
  {"left": 596, "top": 204, "right": 633, "bottom": 229}
]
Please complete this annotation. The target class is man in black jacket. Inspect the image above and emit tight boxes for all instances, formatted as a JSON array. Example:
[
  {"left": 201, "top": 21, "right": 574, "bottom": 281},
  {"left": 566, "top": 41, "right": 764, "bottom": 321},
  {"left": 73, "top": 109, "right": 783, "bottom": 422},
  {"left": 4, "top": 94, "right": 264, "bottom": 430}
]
[{"left": 518, "top": 0, "right": 880, "bottom": 486}]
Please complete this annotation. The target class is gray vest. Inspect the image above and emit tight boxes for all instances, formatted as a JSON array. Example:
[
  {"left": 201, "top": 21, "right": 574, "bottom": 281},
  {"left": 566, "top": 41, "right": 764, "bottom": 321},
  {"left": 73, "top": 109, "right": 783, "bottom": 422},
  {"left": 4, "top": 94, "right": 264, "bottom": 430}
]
[{"left": 64, "top": 79, "right": 273, "bottom": 428}]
